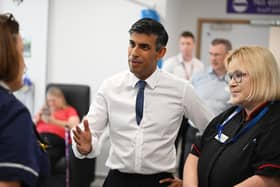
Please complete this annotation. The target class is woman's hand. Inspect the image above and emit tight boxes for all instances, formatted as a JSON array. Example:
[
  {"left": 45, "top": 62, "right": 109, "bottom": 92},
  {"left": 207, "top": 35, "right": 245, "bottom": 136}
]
[
  {"left": 41, "top": 114, "right": 50, "bottom": 123},
  {"left": 0, "top": 181, "right": 20, "bottom": 187}
]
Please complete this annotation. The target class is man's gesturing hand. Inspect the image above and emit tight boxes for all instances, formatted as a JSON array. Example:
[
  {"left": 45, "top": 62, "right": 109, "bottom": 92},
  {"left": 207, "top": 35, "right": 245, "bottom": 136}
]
[{"left": 73, "top": 119, "right": 92, "bottom": 155}]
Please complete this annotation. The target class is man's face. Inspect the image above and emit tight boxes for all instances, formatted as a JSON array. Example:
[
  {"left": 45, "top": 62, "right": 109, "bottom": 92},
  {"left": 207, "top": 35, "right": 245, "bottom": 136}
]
[
  {"left": 227, "top": 58, "right": 251, "bottom": 106},
  {"left": 179, "top": 36, "right": 195, "bottom": 57},
  {"left": 209, "top": 44, "right": 227, "bottom": 72},
  {"left": 128, "top": 32, "right": 165, "bottom": 80}
]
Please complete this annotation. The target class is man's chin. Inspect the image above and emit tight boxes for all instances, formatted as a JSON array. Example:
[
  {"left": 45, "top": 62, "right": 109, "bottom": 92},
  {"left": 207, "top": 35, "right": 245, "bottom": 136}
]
[{"left": 129, "top": 64, "right": 140, "bottom": 73}]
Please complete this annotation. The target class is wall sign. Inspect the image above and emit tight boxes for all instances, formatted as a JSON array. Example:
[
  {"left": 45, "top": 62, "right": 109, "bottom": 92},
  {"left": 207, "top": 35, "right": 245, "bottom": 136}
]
[{"left": 227, "top": 0, "right": 280, "bottom": 15}]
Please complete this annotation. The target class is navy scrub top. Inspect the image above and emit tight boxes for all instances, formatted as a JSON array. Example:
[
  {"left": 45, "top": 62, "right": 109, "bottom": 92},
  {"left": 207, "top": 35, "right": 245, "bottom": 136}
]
[
  {"left": 0, "top": 87, "right": 50, "bottom": 187},
  {"left": 191, "top": 101, "right": 280, "bottom": 187}
]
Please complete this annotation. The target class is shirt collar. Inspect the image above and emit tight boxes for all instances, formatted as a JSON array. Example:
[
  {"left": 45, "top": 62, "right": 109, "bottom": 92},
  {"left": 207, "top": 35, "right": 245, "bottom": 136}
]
[
  {"left": 177, "top": 53, "right": 194, "bottom": 64},
  {"left": 208, "top": 68, "right": 227, "bottom": 81},
  {"left": 0, "top": 81, "right": 11, "bottom": 91},
  {"left": 128, "top": 68, "right": 160, "bottom": 89},
  {"left": 244, "top": 101, "right": 270, "bottom": 121},
  {"left": 178, "top": 54, "right": 184, "bottom": 64}
]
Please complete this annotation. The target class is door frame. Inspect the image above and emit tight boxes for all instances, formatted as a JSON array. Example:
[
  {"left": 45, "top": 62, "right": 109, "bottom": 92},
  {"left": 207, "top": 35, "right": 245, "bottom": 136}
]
[{"left": 196, "top": 18, "right": 250, "bottom": 58}]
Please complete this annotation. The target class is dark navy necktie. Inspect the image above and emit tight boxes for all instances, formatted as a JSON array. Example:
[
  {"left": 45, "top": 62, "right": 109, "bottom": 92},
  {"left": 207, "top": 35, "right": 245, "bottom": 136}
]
[{"left": 136, "top": 80, "right": 146, "bottom": 125}]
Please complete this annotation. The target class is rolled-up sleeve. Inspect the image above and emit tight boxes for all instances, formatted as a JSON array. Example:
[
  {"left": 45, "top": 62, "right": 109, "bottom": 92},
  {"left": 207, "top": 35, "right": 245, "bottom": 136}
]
[
  {"left": 182, "top": 83, "right": 214, "bottom": 133},
  {"left": 71, "top": 82, "right": 109, "bottom": 159}
]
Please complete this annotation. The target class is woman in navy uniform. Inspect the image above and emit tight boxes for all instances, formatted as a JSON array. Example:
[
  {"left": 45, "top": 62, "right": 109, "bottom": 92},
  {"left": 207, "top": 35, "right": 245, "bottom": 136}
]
[
  {"left": 183, "top": 46, "right": 280, "bottom": 187},
  {"left": 0, "top": 13, "right": 49, "bottom": 187}
]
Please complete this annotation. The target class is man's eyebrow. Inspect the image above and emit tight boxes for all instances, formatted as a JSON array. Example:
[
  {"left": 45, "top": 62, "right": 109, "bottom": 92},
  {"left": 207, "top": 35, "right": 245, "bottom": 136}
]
[
  {"left": 129, "top": 40, "right": 151, "bottom": 48},
  {"left": 138, "top": 43, "right": 150, "bottom": 46}
]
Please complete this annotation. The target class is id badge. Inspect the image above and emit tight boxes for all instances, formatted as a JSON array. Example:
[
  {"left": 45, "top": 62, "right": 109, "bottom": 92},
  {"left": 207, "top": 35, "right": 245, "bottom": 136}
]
[{"left": 215, "top": 133, "right": 229, "bottom": 143}]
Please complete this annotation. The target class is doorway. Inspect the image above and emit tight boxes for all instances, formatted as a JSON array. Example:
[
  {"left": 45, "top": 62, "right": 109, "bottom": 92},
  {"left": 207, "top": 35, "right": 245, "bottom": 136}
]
[{"left": 196, "top": 18, "right": 270, "bottom": 66}]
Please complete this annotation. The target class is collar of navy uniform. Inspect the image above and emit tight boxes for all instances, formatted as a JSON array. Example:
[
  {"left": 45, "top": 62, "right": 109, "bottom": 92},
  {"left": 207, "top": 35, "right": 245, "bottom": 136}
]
[
  {"left": 129, "top": 68, "right": 160, "bottom": 89},
  {"left": 0, "top": 81, "right": 12, "bottom": 92}
]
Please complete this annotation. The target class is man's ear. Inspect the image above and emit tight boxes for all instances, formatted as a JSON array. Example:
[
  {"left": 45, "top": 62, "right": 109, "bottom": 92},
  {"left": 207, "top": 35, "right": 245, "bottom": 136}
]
[{"left": 157, "top": 47, "right": 166, "bottom": 60}]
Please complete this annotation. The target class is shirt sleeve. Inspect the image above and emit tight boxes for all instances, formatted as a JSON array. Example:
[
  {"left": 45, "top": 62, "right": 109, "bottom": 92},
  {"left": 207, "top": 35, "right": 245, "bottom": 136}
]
[
  {"left": 190, "top": 136, "right": 202, "bottom": 157},
  {"left": 161, "top": 58, "right": 173, "bottom": 73},
  {"left": 182, "top": 82, "right": 215, "bottom": 133},
  {"left": 71, "top": 81, "right": 109, "bottom": 159},
  {"left": 253, "top": 119, "right": 280, "bottom": 177},
  {"left": 66, "top": 106, "right": 79, "bottom": 117}
]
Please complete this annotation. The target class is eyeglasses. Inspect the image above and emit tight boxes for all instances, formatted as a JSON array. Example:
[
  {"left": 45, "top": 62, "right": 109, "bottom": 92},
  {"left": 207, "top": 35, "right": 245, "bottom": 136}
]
[{"left": 227, "top": 71, "right": 247, "bottom": 83}]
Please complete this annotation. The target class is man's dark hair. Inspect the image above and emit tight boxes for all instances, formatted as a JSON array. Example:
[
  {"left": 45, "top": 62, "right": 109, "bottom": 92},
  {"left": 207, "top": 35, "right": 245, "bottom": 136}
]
[
  {"left": 180, "top": 31, "right": 195, "bottom": 42},
  {"left": 129, "top": 18, "right": 168, "bottom": 51},
  {"left": 211, "top": 38, "right": 232, "bottom": 52}
]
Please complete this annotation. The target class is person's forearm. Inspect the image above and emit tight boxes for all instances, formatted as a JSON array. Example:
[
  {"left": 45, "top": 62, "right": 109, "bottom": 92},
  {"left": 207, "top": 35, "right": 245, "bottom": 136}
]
[
  {"left": 49, "top": 118, "right": 68, "bottom": 128},
  {"left": 0, "top": 181, "right": 20, "bottom": 187},
  {"left": 49, "top": 116, "right": 79, "bottom": 129},
  {"left": 234, "top": 175, "right": 280, "bottom": 187},
  {"left": 183, "top": 154, "right": 199, "bottom": 187}
]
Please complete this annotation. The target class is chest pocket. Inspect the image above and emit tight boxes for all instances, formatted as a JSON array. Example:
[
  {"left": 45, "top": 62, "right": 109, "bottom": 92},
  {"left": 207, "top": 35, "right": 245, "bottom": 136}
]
[{"left": 224, "top": 137, "right": 258, "bottom": 178}]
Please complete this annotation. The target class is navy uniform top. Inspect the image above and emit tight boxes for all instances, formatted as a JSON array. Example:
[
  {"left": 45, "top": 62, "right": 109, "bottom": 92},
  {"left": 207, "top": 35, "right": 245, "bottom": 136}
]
[
  {"left": 191, "top": 101, "right": 280, "bottom": 187},
  {"left": 0, "top": 86, "right": 50, "bottom": 187}
]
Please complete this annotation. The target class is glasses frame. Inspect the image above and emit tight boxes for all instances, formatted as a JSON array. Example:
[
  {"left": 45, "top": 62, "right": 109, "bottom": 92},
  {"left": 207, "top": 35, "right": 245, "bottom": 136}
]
[{"left": 227, "top": 71, "right": 247, "bottom": 83}]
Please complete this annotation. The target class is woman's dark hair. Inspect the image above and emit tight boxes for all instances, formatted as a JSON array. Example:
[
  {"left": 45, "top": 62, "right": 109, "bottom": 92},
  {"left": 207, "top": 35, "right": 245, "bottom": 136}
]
[
  {"left": 129, "top": 18, "right": 168, "bottom": 51},
  {"left": 0, "top": 13, "right": 20, "bottom": 82}
]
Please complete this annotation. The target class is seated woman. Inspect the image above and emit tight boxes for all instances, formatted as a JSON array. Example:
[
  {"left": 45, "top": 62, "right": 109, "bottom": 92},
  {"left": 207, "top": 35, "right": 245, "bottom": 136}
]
[{"left": 34, "top": 86, "right": 80, "bottom": 173}]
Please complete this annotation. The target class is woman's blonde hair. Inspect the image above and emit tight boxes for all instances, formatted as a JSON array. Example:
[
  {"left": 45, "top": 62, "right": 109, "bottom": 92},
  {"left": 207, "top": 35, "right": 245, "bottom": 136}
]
[
  {"left": 46, "top": 86, "right": 68, "bottom": 107},
  {"left": 225, "top": 46, "right": 280, "bottom": 102}
]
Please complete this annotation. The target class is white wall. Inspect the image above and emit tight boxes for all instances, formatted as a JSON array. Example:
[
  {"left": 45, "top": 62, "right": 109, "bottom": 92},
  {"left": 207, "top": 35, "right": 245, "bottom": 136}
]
[
  {"left": 47, "top": 0, "right": 166, "bottom": 100},
  {"left": 164, "top": 0, "right": 183, "bottom": 58},
  {"left": 0, "top": 0, "right": 49, "bottom": 115},
  {"left": 269, "top": 27, "right": 280, "bottom": 65}
]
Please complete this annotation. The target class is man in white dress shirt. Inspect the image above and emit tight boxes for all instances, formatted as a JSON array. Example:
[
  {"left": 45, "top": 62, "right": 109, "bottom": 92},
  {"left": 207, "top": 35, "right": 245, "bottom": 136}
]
[{"left": 72, "top": 18, "right": 213, "bottom": 187}]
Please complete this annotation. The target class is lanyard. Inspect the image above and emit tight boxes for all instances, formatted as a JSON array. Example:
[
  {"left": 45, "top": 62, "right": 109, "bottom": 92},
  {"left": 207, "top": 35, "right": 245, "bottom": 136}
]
[{"left": 216, "top": 102, "right": 272, "bottom": 144}]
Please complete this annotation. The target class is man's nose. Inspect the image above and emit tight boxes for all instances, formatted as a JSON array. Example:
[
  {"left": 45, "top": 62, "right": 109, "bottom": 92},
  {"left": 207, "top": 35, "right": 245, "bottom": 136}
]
[
  {"left": 210, "top": 55, "right": 216, "bottom": 62},
  {"left": 130, "top": 47, "right": 140, "bottom": 57}
]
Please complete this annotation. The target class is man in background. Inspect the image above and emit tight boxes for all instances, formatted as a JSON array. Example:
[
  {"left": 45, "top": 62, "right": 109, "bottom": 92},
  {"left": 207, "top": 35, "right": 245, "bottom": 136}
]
[
  {"left": 192, "top": 38, "right": 232, "bottom": 116},
  {"left": 162, "top": 31, "right": 204, "bottom": 80}
]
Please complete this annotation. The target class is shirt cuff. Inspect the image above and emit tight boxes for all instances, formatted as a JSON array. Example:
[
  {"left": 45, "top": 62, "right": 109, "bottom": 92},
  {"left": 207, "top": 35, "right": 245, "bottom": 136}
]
[{"left": 70, "top": 129, "right": 99, "bottom": 159}]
